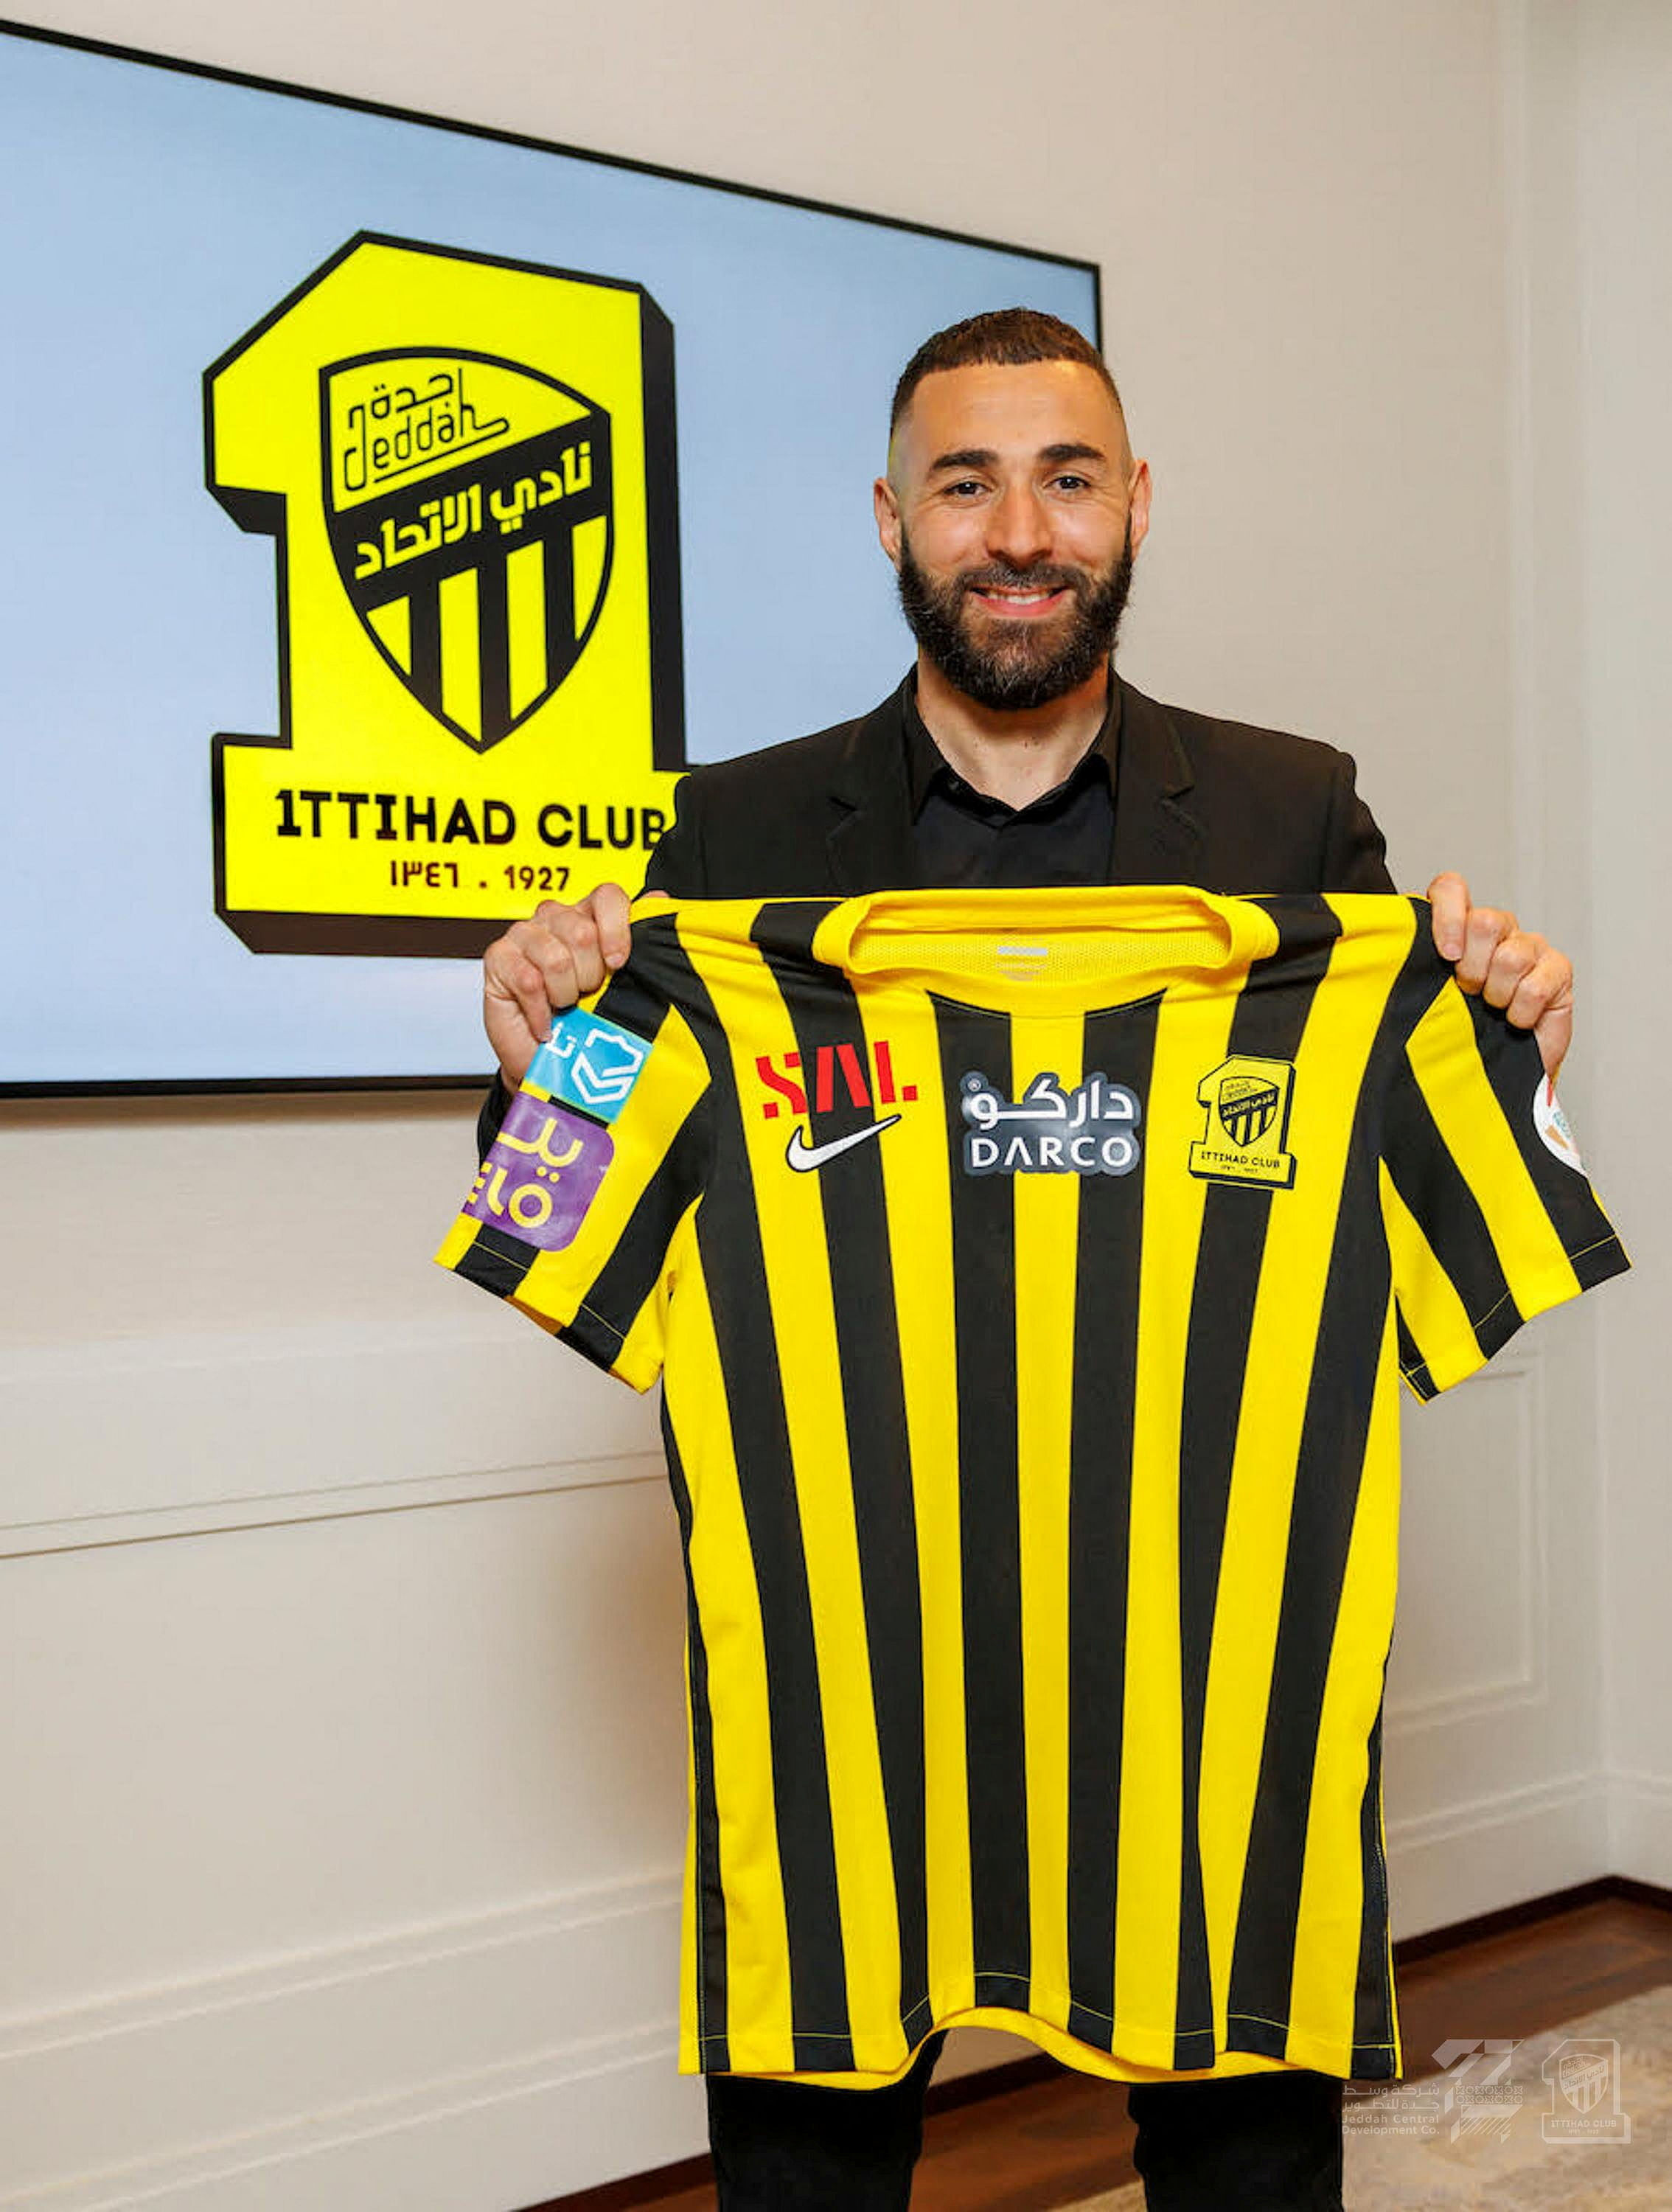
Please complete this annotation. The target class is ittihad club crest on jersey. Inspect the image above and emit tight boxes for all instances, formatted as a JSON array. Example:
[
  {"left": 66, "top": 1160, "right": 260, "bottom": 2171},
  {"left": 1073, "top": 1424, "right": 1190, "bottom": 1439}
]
[
  {"left": 1216, "top": 1071, "right": 1281, "bottom": 1148},
  {"left": 1189, "top": 1054, "right": 1298, "bottom": 1188},
  {"left": 323, "top": 349, "right": 613, "bottom": 752}
]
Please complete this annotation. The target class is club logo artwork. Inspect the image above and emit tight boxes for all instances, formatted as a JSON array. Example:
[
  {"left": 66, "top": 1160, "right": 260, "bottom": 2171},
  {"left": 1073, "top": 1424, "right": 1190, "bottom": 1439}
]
[
  {"left": 205, "top": 232, "right": 685, "bottom": 957},
  {"left": 324, "top": 351, "right": 613, "bottom": 751},
  {"left": 1189, "top": 1054, "right": 1298, "bottom": 1188}
]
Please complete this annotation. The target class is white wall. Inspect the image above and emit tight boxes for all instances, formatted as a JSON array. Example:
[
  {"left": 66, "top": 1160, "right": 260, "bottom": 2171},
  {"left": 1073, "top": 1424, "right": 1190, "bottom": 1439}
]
[
  {"left": 0, "top": 2, "right": 1653, "bottom": 2205},
  {"left": 1570, "top": 0, "right": 1672, "bottom": 1881}
]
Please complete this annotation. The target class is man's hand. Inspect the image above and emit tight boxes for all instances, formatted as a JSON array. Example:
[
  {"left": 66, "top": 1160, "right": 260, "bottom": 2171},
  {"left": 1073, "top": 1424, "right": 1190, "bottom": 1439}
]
[
  {"left": 481, "top": 883, "right": 639, "bottom": 1090},
  {"left": 1426, "top": 872, "right": 1574, "bottom": 1084}
]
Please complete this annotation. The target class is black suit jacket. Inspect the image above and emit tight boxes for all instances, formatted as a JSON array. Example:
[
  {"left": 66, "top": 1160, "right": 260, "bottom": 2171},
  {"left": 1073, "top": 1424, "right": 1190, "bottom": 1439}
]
[{"left": 478, "top": 671, "right": 1395, "bottom": 1151}]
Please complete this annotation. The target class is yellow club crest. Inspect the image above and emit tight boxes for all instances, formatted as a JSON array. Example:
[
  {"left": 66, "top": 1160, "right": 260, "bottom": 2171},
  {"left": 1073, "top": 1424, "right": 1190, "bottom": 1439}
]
[
  {"left": 206, "top": 233, "right": 683, "bottom": 956},
  {"left": 1188, "top": 1054, "right": 1298, "bottom": 1188}
]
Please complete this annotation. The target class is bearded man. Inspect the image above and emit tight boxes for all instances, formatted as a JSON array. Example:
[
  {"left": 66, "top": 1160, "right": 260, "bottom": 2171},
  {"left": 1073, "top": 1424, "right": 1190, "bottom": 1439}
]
[{"left": 473, "top": 310, "right": 1575, "bottom": 2211}]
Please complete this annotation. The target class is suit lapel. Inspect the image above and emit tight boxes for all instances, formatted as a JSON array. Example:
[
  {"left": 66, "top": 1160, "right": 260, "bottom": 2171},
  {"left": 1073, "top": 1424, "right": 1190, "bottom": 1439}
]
[
  {"left": 825, "top": 682, "right": 922, "bottom": 893},
  {"left": 1109, "top": 676, "right": 1205, "bottom": 886},
  {"left": 821, "top": 670, "right": 1208, "bottom": 893}
]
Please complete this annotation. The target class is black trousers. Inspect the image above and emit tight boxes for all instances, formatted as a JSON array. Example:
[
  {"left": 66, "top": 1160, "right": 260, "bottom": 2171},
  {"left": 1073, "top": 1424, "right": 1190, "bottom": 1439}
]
[{"left": 706, "top": 2035, "right": 1345, "bottom": 2211}]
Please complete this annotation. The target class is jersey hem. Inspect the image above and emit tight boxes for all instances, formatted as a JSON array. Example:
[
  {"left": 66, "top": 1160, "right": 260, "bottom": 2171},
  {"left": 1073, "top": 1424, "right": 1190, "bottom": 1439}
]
[
  {"left": 1402, "top": 1231, "right": 1631, "bottom": 1399},
  {"left": 684, "top": 2002, "right": 1399, "bottom": 2091}
]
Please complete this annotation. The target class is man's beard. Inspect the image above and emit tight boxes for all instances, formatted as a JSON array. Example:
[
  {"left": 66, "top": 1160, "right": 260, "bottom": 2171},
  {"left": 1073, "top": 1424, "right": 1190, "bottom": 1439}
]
[{"left": 895, "top": 518, "right": 1134, "bottom": 712}]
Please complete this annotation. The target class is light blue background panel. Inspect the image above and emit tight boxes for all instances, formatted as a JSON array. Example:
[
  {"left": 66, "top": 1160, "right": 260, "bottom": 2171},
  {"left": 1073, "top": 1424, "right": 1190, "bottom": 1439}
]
[{"left": 0, "top": 27, "right": 1098, "bottom": 1087}]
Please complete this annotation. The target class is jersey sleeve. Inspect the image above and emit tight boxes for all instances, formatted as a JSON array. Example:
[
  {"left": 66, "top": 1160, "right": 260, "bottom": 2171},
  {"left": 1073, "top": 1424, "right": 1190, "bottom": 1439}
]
[
  {"left": 434, "top": 970, "right": 711, "bottom": 1391},
  {"left": 1379, "top": 978, "right": 1630, "bottom": 1400}
]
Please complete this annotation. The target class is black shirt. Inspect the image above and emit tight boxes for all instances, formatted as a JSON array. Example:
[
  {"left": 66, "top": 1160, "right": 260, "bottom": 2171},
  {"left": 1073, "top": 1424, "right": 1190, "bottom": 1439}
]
[{"left": 903, "top": 672, "right": 1120, "bottom": 890}]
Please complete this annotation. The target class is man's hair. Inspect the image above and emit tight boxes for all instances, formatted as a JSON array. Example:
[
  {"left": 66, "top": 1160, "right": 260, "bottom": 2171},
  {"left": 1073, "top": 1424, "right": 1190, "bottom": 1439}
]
[{"left": 889, "top": 307, "right": 1121, "bottom": 437}]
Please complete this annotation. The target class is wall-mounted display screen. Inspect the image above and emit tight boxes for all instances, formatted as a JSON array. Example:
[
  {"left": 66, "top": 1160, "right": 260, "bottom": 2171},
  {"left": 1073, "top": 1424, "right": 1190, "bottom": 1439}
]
[{"left": 0, "top": 20, "right": 1098, "bottom": 1091}]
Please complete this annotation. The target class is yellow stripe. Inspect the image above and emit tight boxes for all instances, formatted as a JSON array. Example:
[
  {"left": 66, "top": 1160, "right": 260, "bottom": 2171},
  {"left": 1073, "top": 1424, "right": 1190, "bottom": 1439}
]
[
  {"left": 663, "top": 1242, "right": 795, "bottom": 2070},
  {"left": 506, "top": 538, "right": 546, "bottom": 716},
  {"left": 1197, "top": 900, "right": 1412, "bottom": 2044},
  {"left": 680, "top": 1645, "right": 700, "bottom": 2073},
  {"left": 1115, "top": 981, "right": 1243, "bottom": 2049},
  {"left": 1287, "top": 1293, "right": 1403, "bottom": 2070},
  {"left": 861, "top": 990, "right": 974, "bottom": 2025},
  {"left": 439, "top": 566, "right": 481, "bottom": 740},
  {"left": 1011, "top": 1015, "right": 1082, "bottom": 2032},
  {"left": 1405, "top": 982, "right": 1582, "bottom": 1304},
  {"left": 574, "top": 512, "right": 609, "bottom": 634},
  {"left": 1379, "top": 1163, "right": 1477, "bottom": 1389},
  {"left": 366, "top": 594, "right": 411, "bottom": 671},
  {"left": 692, "top": 929, "right": 905, "bottom": 2072}
]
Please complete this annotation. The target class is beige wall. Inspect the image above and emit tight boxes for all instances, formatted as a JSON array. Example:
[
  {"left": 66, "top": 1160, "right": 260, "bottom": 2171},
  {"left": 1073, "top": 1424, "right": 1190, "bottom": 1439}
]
[
  {"left": 1571, "top": 0, "right": 1672, "bottom": 1874},
  {"left": 1, "top": 4, "right": 1655, "bottom": 2205}
]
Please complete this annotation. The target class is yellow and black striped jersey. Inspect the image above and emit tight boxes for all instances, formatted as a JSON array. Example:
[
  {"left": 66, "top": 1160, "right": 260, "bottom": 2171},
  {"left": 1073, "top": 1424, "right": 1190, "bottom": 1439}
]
[{"left": 436, "top": 886, "right": 1629, "bottom": 2090}]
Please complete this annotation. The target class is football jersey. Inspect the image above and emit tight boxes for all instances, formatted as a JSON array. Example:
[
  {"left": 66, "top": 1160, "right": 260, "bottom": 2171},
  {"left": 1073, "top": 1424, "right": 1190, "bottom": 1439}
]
[{"left": 436, "top": 886, "right": 1629, "bottom": 2090}]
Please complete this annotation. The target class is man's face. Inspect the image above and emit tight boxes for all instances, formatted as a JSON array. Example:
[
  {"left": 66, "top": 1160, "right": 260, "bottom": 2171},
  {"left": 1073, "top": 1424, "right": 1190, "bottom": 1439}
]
[{"left": 875, "top": 360, "right": 1150, "bottom": 712}]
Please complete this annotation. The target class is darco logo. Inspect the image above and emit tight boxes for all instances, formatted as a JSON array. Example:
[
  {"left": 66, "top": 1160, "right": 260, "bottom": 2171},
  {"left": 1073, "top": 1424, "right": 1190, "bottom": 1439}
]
[{"left": 961, "top": 1071, "right": 1142, "bottom": 1176}]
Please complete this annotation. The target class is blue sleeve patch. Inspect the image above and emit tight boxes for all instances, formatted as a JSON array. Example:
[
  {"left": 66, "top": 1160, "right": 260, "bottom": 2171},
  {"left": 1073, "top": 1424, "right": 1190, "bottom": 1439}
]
[{"left": 524, "top": 1007, "right": 652, "bottom": 1122}]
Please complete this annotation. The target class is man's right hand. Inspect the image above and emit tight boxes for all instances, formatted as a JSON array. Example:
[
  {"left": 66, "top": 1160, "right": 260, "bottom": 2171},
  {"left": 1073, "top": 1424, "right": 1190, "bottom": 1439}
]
[{"left": 481, "top": 883, "right": 637, "bottom": 1090}]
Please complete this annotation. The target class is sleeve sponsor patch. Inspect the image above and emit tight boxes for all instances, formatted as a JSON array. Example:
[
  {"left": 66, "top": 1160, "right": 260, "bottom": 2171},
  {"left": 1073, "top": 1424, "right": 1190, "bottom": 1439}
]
[
  {"left": 524, "top": 1007, "right": 652, "bottom": 1121},
  {"left": 464, "top": 1092, "right": 614, "bottom": 1248}
]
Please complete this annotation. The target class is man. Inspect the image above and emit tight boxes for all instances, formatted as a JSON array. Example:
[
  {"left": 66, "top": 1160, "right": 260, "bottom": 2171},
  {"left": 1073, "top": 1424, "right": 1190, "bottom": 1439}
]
[{"left": 474, "top": 312, "right": 1575, "bottom": 2209}]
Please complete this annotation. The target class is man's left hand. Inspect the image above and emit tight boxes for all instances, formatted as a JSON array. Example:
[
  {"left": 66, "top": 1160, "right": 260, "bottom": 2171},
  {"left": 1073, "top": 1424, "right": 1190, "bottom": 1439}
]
[{"left": 1426, "top": 872, "right": 1573, "bottom": 1084}]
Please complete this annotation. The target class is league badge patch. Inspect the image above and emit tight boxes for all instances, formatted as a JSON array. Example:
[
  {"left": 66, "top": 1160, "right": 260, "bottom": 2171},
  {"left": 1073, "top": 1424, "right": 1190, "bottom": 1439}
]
[
  {"left": 524, "top": 1009, "right": 651, "bottom": 1121},
  {"left": 1533, "top": 1074, "right": 1586, "bottom": 1173}
]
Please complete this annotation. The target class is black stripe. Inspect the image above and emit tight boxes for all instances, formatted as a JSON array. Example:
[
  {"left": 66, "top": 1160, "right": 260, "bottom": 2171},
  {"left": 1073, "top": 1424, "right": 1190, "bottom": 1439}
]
[
  {"left": 1171, "top": 897, "right": 1341, "bottom": 2069},
  {"left": 656, "top": 914, "right": 854, "bottom": 2070},
  {"left": 751, "top": 907, "right": 933, "bottom": 2046},
  {"left": 1064, "top": 993, "right": 1159, "bottom": 2050},
  {"left": 407, "top": 575, "right": 442, "bottom": 712},
  {"left": 747, "top": 900, "right": 846, "bottom": 963},
  {"left": 543, "top": 944, "right": 703, "bottom": 1354},
  {"left": 454, "top": 1220, "right": 536, "bottom": 1298},
  {"left": 934, "top": 997, "right": 1029, "bottom": 2003},
  {"left": 1351, "top": 1674, "right": 1394, "bottom": 2075},
  {"left": 477, "top": 549, "right": 512, "bottom": 744},
  {"left": 543, "top": 520, "right": 577, "bottom": 688},
  {"left": 1382, "top": 1048, "right": 1516, "bottom": 1362},
  {"left": 640, "top": 295, "right": 689, "bottom": 774},
  {"left": 1225, "top": 915, "right": 1435, "bottom": 2062},
  {"left": 663, "top": 1404, "right": 730, "bottom": 2070},
  {"left": 592, "top": 919, "right": 687, "bottom": 1034},
  {"left": 578, "top": 1097, "right": 709, "bottom": 1343}
]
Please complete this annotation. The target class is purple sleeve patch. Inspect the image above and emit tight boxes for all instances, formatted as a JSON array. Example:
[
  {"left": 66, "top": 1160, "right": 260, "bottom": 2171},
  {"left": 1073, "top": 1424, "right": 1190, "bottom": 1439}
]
[{"left": 464, "top": 1091, "right": 615, "bottom": 1251}]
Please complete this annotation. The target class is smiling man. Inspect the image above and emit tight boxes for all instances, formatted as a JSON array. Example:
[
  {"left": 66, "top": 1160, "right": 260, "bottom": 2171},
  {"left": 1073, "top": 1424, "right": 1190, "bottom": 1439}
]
[{"left": 473, "top": 311, "right": 1577, "bottom": 2211}]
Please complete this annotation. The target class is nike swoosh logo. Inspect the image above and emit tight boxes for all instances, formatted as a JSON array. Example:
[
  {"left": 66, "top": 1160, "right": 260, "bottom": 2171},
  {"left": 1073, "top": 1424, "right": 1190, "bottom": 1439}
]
[{"left": 784, "top": 1115, "right": 902, "bottom": 1172}]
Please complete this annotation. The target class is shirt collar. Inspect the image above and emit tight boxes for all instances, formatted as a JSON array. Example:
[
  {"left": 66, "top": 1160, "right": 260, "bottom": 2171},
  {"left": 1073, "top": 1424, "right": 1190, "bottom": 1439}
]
[{"left": 902, "top": 665, "right": 1122, "bottom": 819}]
